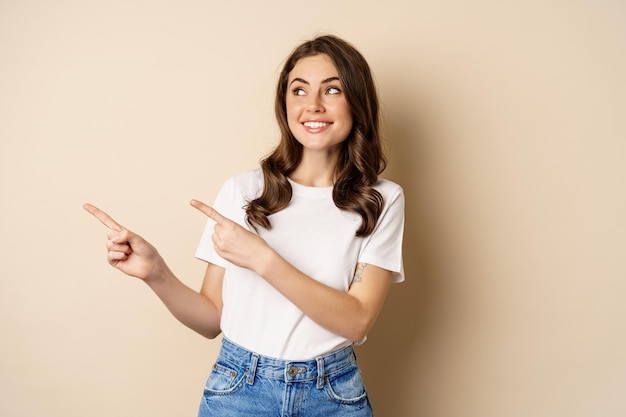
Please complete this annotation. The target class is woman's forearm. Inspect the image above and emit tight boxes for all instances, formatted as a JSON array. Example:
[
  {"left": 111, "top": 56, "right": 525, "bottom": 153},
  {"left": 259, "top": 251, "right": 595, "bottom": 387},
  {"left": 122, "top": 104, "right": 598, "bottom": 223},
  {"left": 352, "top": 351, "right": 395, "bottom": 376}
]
[
  {"left": 256, "top": 250, "right": 391, "bottom": 342},
  {"left": 144, "top": 262, "right": 221, "bottom": 339}
]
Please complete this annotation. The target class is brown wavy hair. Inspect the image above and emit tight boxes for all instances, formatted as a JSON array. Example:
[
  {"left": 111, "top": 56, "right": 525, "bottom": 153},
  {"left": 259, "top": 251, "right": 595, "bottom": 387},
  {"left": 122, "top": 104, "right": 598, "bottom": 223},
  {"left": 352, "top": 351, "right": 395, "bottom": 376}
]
[{"left": 245, "top": 35, "right": 386, "bottom": 237}]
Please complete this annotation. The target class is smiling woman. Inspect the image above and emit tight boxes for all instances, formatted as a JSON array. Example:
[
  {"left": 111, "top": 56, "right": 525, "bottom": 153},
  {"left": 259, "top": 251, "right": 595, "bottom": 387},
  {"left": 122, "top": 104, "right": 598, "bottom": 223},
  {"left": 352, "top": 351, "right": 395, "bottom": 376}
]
[
  {"left": 286, "top": 55, "right": 354, "bottom": 164},
  {"left": 249, "top": 35, "right": 386, "bottom": 238},
  {"left": 85, "top": 34, "right": 405, "bottom": 417}
]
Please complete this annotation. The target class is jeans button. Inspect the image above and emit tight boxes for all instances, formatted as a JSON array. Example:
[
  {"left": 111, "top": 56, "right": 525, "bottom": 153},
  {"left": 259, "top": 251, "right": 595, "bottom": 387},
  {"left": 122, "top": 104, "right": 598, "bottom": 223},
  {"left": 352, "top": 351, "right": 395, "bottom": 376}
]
[{"left": 288, "top": 366, "right": 298, "bottom": 377}]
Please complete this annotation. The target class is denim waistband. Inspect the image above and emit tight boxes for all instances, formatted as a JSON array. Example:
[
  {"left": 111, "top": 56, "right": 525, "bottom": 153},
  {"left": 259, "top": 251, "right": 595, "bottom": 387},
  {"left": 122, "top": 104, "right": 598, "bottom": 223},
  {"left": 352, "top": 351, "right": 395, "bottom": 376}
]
[{"left": 218, "top": 337, "right": 356, "bottom": 388}]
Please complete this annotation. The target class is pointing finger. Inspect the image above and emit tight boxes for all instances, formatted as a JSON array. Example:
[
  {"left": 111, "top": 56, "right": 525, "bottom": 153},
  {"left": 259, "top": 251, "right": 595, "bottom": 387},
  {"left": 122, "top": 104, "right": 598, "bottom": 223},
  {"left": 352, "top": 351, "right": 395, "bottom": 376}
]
[
  {"left": 190, "top": 199, "right": 229, "bottom": 224},
  {"left": 83, "top": 203, "right": 124, "bottom": 231}
]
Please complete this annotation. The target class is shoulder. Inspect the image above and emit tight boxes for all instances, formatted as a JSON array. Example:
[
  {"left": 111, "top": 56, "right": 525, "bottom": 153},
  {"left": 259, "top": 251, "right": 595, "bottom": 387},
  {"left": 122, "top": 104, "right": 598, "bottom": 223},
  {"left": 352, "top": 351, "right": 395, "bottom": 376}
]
[
  {"left": 373, "top": 178, "right": 404, "bottom": 202},
  {"left": 220, "top": 168, "right": 264, "bottom": 200},
  {"left": 212, "top": 168, "right": 263, "bottom": 222}
]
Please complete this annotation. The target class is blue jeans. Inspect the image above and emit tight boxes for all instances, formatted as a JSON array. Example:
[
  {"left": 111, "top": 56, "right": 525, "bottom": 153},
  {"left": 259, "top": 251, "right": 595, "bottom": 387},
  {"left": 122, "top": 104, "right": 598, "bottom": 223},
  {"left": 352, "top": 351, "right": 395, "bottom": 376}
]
[{"left": 198, "top": 337, "right": 374, "bottom": 417}]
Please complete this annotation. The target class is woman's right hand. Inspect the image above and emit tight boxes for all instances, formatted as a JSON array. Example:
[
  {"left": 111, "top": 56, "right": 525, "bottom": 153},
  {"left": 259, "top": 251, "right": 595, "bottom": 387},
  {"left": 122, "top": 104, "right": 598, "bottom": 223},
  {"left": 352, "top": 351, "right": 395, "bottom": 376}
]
[{"left": 83, "top": 203, "right": 164, "bottom": 281}]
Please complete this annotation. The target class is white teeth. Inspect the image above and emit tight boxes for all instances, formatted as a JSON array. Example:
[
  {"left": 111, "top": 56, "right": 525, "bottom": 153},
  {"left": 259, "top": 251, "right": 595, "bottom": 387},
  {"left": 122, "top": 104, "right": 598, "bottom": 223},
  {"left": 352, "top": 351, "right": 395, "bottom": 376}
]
[{"left": 304, "top": 121, "right": 329, "bottom": 128}]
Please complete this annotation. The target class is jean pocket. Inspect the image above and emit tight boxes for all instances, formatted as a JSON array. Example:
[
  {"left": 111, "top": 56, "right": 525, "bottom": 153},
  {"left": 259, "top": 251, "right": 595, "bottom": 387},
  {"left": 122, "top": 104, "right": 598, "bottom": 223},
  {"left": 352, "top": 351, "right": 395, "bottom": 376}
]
[
  {"left": 204, "top": 360, "right": 246, "bottom": 396},
  {"left": 324, "top": 365, "right": 369, "bottom": 404}
]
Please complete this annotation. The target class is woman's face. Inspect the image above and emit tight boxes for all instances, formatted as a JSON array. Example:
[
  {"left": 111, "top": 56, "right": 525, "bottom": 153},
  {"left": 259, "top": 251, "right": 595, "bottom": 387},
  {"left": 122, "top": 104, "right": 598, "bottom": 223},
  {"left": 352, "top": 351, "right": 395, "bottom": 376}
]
[{"left": 285, "top": 54, "right": 353, "bottom": 155}]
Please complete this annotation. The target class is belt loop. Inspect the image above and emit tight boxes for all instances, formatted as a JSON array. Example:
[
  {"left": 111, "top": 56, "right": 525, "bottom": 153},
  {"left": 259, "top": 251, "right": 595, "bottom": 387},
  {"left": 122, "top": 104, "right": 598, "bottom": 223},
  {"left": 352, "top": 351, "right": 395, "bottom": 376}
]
[
  {"left": 246, "top": 353, "right": 259, "bottom": 385},
  {"left": 315, "top": 356, "right": 325, "bottom": 389}
]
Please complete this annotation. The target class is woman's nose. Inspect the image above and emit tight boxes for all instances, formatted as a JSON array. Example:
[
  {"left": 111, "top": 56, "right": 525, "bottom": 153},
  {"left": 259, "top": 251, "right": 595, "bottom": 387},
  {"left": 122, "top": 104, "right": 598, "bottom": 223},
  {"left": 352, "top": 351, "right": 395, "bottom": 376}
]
[{"left": 307, "top": 94, "right": 324, "bottom": 112}]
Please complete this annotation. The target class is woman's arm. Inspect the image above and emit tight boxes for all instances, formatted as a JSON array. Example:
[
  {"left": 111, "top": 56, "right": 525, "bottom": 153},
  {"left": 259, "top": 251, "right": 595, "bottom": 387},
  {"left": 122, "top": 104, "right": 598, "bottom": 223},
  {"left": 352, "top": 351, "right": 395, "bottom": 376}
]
[
  {"left": 83, "top": 203, "right": 223, "bottom": 339},
  {"left": 144, "top": 262, "right": 224, "bottom": 339},
  {"left": 260, "top": 257, "right": 392, "bottom": 342},
  {"left": 190, "top": 200, "right": 393, "bottom": 342}
]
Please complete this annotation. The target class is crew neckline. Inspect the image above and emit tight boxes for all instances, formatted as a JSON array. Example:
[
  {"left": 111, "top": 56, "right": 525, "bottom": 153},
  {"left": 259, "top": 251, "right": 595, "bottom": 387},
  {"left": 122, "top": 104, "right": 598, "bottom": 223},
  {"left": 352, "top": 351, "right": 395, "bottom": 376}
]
[{"left": 287, "top": 177, "right": 333, "bottom": 198}]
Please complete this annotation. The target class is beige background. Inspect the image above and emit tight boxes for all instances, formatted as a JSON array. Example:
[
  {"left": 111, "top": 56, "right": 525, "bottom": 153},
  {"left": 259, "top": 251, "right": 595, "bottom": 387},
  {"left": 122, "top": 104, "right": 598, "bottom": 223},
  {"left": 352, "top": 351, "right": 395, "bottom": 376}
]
[{"left": 1, "top": 1, "right": 625, "bottom": 416}]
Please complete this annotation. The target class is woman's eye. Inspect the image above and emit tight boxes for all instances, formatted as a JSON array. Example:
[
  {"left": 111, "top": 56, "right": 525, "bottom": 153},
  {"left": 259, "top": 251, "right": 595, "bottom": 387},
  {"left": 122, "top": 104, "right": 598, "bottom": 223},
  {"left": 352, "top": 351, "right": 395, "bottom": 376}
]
[
  {"left": 293, "top": 88, "right": 306, "bottom": 96},
  {"left": 327, "top": 87, "right": 341, "bottom": 95}
]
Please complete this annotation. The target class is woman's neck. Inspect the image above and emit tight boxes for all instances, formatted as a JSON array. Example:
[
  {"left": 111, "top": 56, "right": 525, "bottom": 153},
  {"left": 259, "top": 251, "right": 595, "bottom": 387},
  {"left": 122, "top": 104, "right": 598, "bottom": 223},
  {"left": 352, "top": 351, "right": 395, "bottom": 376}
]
[{"left": 289, "top": 151, "right": 338, "bottom": 187}]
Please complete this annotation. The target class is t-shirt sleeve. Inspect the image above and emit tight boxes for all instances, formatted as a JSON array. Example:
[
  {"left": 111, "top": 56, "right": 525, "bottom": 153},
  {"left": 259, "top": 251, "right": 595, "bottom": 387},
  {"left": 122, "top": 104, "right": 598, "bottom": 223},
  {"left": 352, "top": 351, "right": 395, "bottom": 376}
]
[
  {"left": 194, "top": 177, "right": 240, "bottom": 268},
  {"left": 358, "top": 185, "right": 405, "bottom": 283}
]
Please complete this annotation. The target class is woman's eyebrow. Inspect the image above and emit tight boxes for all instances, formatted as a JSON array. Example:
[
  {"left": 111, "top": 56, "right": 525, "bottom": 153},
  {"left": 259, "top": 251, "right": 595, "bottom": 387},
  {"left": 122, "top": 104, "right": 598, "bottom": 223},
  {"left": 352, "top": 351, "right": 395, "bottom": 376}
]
[{"left": 289, "top": 76, "right": 341, "bottom": 86}]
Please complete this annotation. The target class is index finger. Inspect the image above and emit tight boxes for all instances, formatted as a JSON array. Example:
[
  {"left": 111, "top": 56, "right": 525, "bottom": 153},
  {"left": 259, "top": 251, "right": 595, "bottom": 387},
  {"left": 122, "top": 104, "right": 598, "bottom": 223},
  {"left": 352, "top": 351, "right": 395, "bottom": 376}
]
[
  {"left": 83, "top": 203, "right": 123, "bottom": 231},
  {"left": 190, "top": 199, "right": 229, "bottom": 224}
]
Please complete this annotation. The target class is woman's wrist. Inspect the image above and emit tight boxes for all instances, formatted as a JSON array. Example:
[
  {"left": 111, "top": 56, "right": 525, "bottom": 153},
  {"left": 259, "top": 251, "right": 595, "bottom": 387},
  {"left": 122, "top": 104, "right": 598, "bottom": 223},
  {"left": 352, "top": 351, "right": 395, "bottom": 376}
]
[
  {"left": 143, "top": 257, "right": 173, "bottom": 286},
  {"left": 254, "top": 245, "right": 280, "bottom": 279}
]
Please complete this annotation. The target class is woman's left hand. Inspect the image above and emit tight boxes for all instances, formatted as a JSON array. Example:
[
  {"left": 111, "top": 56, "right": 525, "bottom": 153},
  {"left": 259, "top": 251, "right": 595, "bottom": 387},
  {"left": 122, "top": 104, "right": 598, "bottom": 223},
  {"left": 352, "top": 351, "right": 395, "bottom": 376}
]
[{"left": 190, "top": 199, "right": 271, "bottom": 272}]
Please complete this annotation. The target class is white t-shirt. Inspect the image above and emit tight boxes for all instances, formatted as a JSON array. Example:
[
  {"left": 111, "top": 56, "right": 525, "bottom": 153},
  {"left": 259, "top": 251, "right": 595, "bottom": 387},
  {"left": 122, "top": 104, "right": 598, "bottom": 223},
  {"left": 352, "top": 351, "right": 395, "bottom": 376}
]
[{"left": 195, "top": 168, "right": 404, "bottom": 360}]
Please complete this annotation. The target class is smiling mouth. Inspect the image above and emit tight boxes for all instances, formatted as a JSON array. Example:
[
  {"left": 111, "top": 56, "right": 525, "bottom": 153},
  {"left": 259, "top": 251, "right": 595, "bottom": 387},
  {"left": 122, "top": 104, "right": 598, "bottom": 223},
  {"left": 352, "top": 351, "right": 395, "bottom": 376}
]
[{"left": 303, "top": 121, "right": 331, "bottom": 128}]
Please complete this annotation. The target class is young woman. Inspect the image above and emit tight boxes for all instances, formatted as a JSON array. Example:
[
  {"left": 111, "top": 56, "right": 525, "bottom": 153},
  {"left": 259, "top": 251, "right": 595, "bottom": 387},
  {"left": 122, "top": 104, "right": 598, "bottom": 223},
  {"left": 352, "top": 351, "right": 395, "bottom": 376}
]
[{"left": 85, "top": 35, "right": 404, "bottom": 417}]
